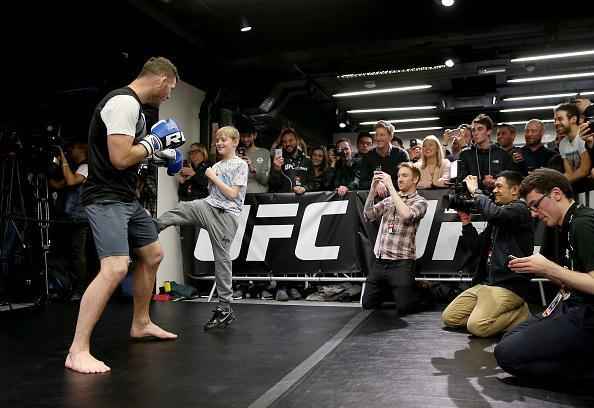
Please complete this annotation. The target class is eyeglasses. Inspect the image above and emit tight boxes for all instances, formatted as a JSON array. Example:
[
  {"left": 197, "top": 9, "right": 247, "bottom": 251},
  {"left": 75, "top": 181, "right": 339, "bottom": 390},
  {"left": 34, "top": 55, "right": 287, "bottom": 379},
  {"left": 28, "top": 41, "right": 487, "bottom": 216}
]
[{"left": 528, "top": 193, "right": 549, "bottom": 212}]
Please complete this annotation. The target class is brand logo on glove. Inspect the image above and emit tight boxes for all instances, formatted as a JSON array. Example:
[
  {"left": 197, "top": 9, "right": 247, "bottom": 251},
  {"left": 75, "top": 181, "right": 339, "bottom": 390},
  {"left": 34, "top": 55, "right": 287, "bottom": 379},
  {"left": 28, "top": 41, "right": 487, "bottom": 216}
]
[{"left": 166, "top": 132, "right": 184, "bottom": 146}]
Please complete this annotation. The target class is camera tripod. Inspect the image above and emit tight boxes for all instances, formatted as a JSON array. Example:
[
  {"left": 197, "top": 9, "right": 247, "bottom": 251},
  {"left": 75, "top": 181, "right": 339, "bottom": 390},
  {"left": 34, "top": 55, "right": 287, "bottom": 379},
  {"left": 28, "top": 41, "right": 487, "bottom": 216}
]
[{"left": 0, "top": 153, "right": 50, "bottom": 311}]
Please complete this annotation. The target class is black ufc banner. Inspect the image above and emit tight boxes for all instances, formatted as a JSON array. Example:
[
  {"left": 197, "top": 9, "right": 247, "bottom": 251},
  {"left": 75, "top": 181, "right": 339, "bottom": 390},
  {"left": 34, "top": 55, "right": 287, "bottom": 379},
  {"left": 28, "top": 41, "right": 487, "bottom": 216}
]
[{"left": 193, "top": 189, "right": 594, "bottom": 276}]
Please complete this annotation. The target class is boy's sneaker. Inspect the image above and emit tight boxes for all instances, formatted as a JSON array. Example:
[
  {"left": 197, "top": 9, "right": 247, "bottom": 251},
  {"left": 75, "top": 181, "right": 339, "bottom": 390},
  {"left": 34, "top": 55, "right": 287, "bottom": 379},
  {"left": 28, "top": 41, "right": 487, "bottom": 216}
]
[{"left": 204, "top": 305, "right": 236, "bottom": 331}]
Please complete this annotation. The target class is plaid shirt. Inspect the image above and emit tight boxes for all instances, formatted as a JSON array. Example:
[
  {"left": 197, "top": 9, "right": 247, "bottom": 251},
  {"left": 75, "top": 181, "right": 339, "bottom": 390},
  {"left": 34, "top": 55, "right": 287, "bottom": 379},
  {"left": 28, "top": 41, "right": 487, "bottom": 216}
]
[{"left": 365, "top": 191, "right": 428, "bottom": 260}]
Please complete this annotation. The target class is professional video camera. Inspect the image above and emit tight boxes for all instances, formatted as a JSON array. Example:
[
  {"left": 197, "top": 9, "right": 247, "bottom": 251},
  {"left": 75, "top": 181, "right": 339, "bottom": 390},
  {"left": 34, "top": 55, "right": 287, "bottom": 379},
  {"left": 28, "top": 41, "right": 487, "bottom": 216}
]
[
  {"left": 26, "top": 124, "right": 66, "bottom": 177},
  {"left": 441, "top": 160, "right": 479, "bottom": 213}
]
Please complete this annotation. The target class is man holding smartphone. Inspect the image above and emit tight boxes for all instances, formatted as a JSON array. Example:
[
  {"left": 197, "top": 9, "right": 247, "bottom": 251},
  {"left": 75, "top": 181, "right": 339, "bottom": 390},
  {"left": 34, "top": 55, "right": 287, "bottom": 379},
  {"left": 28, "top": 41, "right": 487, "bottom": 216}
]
[
  {"left": 441, "top": 171, "right": 534, "bottom": 337},
  {"left": 269, "top": 128, "right": 312, "bottom": 194}
]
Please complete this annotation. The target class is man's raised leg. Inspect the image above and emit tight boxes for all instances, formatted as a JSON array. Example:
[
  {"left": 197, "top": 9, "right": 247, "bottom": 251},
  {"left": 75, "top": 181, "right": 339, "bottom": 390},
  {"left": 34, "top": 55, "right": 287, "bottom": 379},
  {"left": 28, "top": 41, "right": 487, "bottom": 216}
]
[{"left": 65, "top": 256, "right": 129, "bottom": 374}]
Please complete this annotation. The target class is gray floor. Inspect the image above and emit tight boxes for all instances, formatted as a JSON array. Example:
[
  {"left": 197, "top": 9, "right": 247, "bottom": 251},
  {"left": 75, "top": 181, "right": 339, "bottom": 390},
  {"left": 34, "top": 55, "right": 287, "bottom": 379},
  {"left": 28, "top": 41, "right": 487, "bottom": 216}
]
[{"left": 273, "top": 309, "right": 594, "bottom": 408}]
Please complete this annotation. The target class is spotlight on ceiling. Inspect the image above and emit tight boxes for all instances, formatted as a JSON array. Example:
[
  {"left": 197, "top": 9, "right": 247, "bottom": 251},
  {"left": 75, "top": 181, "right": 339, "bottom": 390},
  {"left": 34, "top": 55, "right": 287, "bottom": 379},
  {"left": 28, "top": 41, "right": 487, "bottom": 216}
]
[
  {"left": 339, "top": 122, "right": 347, "bottom": 129},
  {"left": 441, "top": 0, "right": 455, "bottom": 6},
  {"left": 444, "top": 58, "right": 455, "bottom": 68},
  {"left": 240, "top": 17, "right": 252, "bottom": 32}
]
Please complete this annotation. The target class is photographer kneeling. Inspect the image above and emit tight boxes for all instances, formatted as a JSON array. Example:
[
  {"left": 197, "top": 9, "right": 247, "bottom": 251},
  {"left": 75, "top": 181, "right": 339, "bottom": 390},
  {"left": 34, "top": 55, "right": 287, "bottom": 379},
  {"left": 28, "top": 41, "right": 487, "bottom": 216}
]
[{"left": 442, "top": 171, "right": 534, "bottom": 337}]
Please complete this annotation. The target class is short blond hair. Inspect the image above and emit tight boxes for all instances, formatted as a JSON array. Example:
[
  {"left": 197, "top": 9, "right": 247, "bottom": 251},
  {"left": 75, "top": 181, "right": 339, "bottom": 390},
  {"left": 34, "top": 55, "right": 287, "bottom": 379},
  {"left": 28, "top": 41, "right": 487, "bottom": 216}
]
[
  {"left": 139, "top": 57, "right": 180, "bottom": 81},
  {"left": 374, "top": 120, "right": 395, "bottom": 137},
  {"left": 216, "top": 126, "right": 240, "bottom": 142}
]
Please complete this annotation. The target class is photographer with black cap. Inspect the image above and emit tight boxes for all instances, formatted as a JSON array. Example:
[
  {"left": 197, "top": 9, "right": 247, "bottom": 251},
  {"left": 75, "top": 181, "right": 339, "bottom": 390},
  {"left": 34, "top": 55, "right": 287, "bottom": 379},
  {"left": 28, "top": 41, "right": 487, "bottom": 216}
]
[{"left": 441, "top": 171, "right": 534, "bottom": 338}]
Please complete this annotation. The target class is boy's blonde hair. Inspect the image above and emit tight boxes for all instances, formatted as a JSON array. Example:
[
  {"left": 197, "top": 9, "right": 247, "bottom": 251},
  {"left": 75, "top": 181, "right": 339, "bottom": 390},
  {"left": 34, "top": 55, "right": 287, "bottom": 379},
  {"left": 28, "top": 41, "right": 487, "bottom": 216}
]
[{"left": 216, "top": 126, "right": 240, "bottom": 142}]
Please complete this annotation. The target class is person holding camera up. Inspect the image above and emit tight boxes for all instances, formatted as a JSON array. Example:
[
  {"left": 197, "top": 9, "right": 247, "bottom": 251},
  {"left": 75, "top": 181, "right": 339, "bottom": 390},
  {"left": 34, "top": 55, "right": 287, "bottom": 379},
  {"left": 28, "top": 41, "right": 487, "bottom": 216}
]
[
  {"left": 457, "top": 114, "right": 515, "bottom": 191},
  {"left": 66, "top": 57, "right": 184, "bottom": 374},
  {"left": 269, "top": 128, "right": 313, "bottom": 194},
  {"left": 441, "top": 171, "right": 534, "bottom": 337},
  {"left": 48, "top": 142, "right": 90, "bottom": 301},
  {"left": 361, "top": 162, "right": 428, "bottom": 314}
]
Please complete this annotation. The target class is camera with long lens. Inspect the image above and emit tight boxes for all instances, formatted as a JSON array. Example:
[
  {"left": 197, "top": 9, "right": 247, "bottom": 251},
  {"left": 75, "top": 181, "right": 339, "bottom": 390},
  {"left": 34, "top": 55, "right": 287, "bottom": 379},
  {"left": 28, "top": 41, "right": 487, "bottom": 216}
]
[
  {"left": 441, "top": 159, "right": 478, "bottom": 213},
  {"left": 442, "top": 181, "right": 478, "bottom": 213}
]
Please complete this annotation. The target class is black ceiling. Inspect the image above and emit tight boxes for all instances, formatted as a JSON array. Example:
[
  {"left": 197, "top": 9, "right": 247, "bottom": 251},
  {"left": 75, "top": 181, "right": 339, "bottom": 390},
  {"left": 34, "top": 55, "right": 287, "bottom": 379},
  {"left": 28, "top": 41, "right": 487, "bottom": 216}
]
[{"left": 6, "top": 0, "right": 594, "bottom": 139}]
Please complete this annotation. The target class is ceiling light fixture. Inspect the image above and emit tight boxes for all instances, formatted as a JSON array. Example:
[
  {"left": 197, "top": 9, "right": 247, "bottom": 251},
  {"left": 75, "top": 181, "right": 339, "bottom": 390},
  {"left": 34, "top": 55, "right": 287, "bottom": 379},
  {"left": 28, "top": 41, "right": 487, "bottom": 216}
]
[
  {"left": 444, "top": 58, "right": 455, "bottom": 68},
  {"left": 240, "top": 17, "right": 252, "bottom": 32},
  {"left": 511, "top": 50, "right": 594, "bottom": 63},
  {"left": 333, "top": 84, "right": 432, "bottom": 98},
  {"left": 337, "top": 66, "right": 445, "bottom": 79},
  {"left": 503, "top": 92, "right": 579, "bottom": 102},
  {"left": 395, "top": 126, "right": 443, "bottom": 133},
  {"left": 359, "top": 117, "right": 440, "bottom": 125},
  {"left": 507, "top": 72, "right": 594, "bottom": 83},
  {"left": 347, "top": 106, "right": 437, "bottom": 114},
  {"left": 441, "top": 0, "right": 455, "bottom": 6},
  {"left": 499, "top": 105, "right": 557, "bottom": 113},
  {"left": 478, "top": 66, "right": 507, "bottom": 75},
  {"left": 497, "top": 119, "right": 555, "bottom": 125}
]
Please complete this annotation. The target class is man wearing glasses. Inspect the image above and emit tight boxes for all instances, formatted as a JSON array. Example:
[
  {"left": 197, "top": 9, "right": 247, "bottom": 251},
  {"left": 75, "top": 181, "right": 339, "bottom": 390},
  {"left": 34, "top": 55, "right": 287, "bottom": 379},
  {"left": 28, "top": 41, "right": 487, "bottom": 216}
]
[{"left": 495, "top": 168, "right": 594, "bottom": 385}]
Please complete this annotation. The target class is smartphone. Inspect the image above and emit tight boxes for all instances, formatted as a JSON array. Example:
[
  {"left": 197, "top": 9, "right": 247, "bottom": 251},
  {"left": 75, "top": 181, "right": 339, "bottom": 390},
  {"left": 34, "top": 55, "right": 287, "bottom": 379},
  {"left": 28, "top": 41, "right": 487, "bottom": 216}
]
[
  {"left": 274, "top": 148, "right": 283, "bottom": 159},
  {"left": 183, "top": 159, "right": 189, "bottom": 167}
]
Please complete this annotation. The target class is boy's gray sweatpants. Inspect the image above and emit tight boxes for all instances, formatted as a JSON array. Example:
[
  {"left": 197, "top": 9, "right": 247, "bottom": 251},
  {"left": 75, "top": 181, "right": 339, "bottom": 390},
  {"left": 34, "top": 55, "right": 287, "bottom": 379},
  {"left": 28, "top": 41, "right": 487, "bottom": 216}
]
[{"left": 157, "top": 199, "right": 238, "bottom": 304}]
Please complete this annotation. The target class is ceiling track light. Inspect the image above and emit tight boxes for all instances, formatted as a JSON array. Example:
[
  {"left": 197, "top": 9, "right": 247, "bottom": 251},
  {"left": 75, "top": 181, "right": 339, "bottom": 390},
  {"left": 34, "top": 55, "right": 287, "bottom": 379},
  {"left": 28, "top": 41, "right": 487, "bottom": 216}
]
[
  {"left": 359, "top": 117, "right": 440, "bottom": 126},
  {"left": 333, "top": 84, "right": 432, "bottom": 98},
  {"left": 499, "top": 105, "right": 557, "bottom": 113},
  {"left": 240, "top": 16, "right": 252, "bottom": 32},
  {"left": 507, "top": 72, "right": 594, "bottom": 83},
  {"left": 347, "top": 106, "right": 437, "bottom": 114},
  {"left": 511, "top": 50, "right": 594, "bottom": 63}
]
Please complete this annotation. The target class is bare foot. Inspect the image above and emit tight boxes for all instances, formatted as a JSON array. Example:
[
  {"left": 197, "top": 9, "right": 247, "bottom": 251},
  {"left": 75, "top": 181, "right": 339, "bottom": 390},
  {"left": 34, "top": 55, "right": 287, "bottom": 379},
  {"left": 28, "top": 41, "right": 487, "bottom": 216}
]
[
  {"left": 65, "top": 351, "right": 111, "bottom": 374},
  {"left": 130, "top": 321, "right": 178, "bottom": 340}
]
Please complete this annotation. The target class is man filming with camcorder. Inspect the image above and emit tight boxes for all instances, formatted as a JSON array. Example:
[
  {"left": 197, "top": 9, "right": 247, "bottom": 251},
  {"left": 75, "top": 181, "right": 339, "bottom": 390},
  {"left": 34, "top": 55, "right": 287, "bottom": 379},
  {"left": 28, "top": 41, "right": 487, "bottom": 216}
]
[{"left": 441, "top": 171, "right": 534, "bottom": 338}]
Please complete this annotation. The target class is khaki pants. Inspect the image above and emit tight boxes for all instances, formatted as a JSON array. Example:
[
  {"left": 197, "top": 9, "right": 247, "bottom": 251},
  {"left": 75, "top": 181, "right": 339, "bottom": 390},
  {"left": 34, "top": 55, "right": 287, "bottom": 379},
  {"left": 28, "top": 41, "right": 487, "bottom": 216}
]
[{"left": 442, "top": 284, "right": 530, "bottom": 338}]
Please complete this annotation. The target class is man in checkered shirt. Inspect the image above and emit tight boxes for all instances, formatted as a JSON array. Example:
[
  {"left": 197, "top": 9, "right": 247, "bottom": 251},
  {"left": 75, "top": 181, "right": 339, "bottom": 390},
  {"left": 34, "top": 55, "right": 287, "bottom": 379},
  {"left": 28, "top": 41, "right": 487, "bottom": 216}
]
[{"left": 362, "top": 162, "right": 428, "bottom": 314}]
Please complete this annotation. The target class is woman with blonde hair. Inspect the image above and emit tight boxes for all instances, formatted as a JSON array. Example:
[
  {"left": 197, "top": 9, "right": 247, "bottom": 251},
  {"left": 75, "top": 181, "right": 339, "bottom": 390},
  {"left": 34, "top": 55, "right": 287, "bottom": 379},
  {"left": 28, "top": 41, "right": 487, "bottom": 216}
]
[{"left": 415, "top": 135, "right": 450, "bottom": 189}]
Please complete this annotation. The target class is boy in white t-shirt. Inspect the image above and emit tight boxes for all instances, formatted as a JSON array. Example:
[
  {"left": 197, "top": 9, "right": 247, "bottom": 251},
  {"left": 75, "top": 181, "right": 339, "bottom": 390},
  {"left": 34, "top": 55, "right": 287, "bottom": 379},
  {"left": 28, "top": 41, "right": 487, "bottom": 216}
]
[{"left": 157, "top": 126, "right": 248, "bottom": 330}]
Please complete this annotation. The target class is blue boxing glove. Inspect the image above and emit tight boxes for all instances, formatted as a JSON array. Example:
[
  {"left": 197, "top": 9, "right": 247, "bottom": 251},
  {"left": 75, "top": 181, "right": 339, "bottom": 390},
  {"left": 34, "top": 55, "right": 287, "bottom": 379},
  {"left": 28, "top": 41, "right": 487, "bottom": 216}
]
[
  {"left": 139, "top": 118, "right": 186, "bottom": 156},
  {"left": 153, "top": 149, "right": 183, "bottom": 175}
]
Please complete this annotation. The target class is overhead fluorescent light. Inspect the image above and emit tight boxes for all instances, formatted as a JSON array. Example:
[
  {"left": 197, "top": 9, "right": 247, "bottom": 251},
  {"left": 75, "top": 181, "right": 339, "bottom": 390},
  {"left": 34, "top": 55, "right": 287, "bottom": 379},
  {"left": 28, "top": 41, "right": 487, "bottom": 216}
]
[
  {"left": 497, "top": 119, "right": 555, "bottom": 125},
  {"left": 504, "top": 92, "right": 578, "bottom": 102},
  {"left": 395, "top": 126, "right": 443, "bottom": 133},
  {"left": 359, "top": 117, "right": 440, "bottom": 125},
  {"left": 507, "top": 72, "right": 594, "bottom": 83},
  {"left": 478, "top": 66, "right": 507, "bottom": 75},
  {"left": 499, "top": 105, "right": 557, "bottom": 113},
  {"left": 347, "top": 106, "right": 437, "bottom": 114},
  {"left": 511, "top": 50, "right": 594, "bottom": 63},
  {"left": 333, "top": 84, "right": 432, "bottom": 98}
]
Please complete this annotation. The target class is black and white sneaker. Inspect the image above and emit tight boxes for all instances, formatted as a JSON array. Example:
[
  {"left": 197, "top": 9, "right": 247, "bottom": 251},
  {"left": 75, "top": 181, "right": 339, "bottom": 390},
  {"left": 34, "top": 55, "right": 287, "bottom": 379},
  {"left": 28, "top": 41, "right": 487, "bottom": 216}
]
[{"left": 204, "top": 305, "right": 236, "bottom": 331}]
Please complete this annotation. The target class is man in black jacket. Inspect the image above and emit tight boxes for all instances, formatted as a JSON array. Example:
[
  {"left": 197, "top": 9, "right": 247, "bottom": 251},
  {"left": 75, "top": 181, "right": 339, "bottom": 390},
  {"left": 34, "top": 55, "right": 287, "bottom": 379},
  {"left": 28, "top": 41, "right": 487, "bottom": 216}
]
[
  {"left": 442, "top": 171, "right": 534, "bottom": 337},
  {"left": 358, "top": 120, "right": 409, "bottom": 192},
  {"left": 269, "top": 128, "right": 313, "bottom": 193},
  {"left": 457, "top": 114, "right": 516, "bottom": 191}
]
